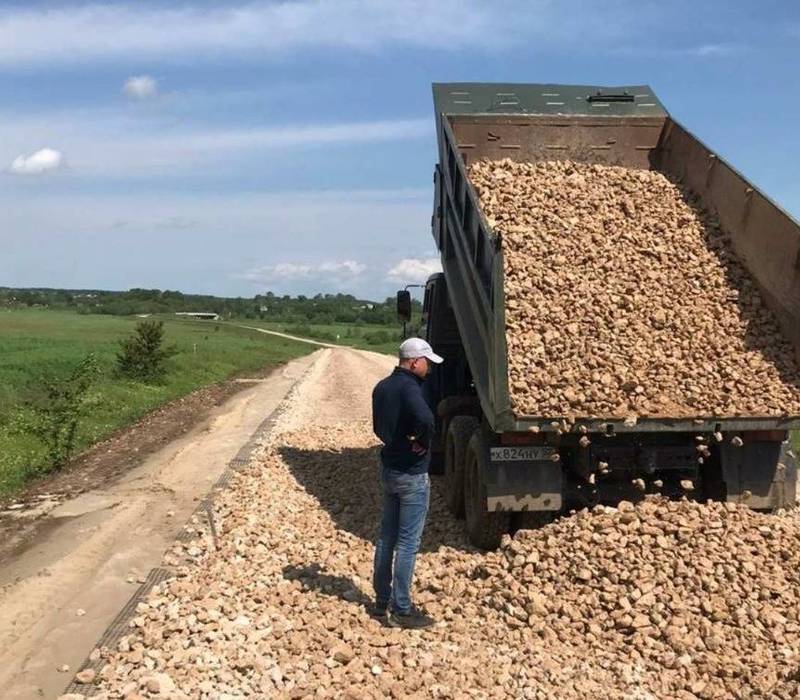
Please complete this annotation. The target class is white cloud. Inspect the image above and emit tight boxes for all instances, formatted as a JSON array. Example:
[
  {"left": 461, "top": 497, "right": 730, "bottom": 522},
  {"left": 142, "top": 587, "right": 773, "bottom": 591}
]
[
  {"left": 8, "top": 147, "right": 64, "bottom": 175},
  {"left": 612, "top": 41, "right": 742, "bottom": 59},
  {"left": 387, "top": 257, "right": 441, "bottom": 283},
  {"left": 0, "top": 187, "right": 431, "bottom": 297},
  {"left": 0, "top": 1, "right": 758, "bottom": 69},
  {"left": 267, "top": 263, "right": 313, "bottom": 279},
  {"left": 241, "top": 259, "right": 367, "bottom": 282},
  {"left": 0, "top": 110, "right": 429, "bottom": 178},
  {"left": 319, "top": 261, "right": 366, "bottom": 275},
  {"left": 689, "top": 43, "right": 737, "bottom": 57},
  {"left": 155, "top": 216, "right": 196, "bottom": 230},
  {"left": 180, "top": 119, "right": 428, "bottom": 152},
  {"left": 123, "top": 75, "right": 158, "bottom": 99},
  {"left": 0, "top": 1, "right": 641, "bottom": 67}
]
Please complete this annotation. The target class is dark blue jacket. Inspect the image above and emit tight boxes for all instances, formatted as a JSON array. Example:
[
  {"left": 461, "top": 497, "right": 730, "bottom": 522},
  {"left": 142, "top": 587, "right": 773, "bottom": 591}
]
[{"left": 372, "top": 367, "right": 435, "bottom": 474}]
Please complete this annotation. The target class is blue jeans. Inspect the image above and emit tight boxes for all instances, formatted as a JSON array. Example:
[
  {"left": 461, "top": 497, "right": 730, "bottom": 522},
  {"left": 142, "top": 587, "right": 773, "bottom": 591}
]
[{"left": 372, "top": 466, "right": 430, "bottom": 614}]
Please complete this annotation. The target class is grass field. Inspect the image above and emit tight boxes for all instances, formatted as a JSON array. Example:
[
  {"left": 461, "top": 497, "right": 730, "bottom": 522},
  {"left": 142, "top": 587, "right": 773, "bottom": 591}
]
[
  {"left": 232, "top": 320, "right": 402, "bottom": 356},
  {"left": 0, "top": 309, "right": 314, "bottom": 496}
]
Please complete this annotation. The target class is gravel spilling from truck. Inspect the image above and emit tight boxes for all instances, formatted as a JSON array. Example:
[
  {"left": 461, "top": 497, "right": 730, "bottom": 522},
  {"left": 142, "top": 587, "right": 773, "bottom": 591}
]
[
  {"left": 468, "top": 159, "right": 800, "bottom": 420},
  {"left": 474, "top": 497, "right": 800, "bottom": 699},
  {"left": 72, "top": 351, "right": 800, "bottom": 699}
]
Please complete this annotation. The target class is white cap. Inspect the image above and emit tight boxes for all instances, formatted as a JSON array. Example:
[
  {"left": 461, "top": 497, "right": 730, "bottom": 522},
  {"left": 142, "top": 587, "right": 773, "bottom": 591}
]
[{"left": 399, "top": 337, "right": 444, "bottom": 364}]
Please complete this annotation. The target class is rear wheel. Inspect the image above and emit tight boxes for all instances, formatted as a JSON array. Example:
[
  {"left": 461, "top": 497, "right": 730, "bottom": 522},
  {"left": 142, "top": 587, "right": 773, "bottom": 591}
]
[
  {"left": 464, "top": 430, "right": 511, "bottom": 550},
  {"left": 444, "top": 416, "right": 479, "bottom": 518}
]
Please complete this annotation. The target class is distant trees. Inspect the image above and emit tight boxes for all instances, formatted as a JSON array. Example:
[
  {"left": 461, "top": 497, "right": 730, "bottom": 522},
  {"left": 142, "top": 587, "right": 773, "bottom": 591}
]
[{"left": 0, "top": 286, "right": 421, "bottom": 327}]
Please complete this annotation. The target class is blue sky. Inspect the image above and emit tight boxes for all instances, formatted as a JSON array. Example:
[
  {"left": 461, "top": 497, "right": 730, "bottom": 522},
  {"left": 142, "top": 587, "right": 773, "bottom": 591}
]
[{"left": 2, "top": 1, "right": 799, "bottom": 300}]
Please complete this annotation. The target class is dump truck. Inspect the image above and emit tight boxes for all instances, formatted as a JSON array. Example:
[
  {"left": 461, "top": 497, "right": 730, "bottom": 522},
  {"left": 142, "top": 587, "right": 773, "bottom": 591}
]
[{"left": 396, "top": 82, "right": 800, "bottom": 549}]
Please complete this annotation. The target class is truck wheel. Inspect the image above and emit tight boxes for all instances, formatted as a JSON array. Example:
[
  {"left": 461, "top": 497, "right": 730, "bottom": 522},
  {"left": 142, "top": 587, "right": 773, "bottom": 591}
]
[
  {"left": 444, "top": 416, "right": 479, "bottom": 518},
  {"left": 464, "top": 430, "right": 510, "bottom": 550}
]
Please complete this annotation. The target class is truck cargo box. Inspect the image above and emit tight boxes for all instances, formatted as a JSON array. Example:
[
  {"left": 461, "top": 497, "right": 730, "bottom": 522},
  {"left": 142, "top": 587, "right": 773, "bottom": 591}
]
[{"left": 431, "top": 83, "right": 800, "bottom": 435}]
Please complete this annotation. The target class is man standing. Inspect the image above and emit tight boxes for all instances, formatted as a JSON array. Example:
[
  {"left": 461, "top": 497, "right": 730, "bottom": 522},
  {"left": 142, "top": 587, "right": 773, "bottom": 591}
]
[{"left": 371, "top": 337, "right": 443, "bottom": 629}]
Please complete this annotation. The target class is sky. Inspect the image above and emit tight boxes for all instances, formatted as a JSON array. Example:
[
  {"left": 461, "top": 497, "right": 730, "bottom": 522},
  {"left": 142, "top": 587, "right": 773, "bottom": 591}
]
[{"left": 2, "top": 1, "right": 799, "bottom": 301}]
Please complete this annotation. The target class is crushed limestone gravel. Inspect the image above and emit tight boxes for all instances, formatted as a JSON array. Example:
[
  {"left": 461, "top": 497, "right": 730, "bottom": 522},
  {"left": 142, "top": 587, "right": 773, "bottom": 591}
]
[
  {"left": 60, "top": 350, "right": 800, "bottom": 699},
  {"left": 78, "top": 418, "right": 800, "bottom": 699},
  {"left": 468, "top": 159, "right": 800, "bottom": 420}
]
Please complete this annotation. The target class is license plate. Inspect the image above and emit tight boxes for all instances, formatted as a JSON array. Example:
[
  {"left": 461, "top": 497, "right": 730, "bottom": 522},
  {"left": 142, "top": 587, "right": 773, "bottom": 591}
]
[{"left": 490, "top": 446, "right": 556, "bottom": 462}]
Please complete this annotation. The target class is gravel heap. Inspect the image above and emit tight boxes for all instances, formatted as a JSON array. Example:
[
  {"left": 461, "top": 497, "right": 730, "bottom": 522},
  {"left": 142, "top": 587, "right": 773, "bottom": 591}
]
[
  {"left": 64, "top": 420, "right": 800, "bottom": 700},
  {"left": 468, "top": 496, "right": 800, "bottom": 699},
  {"left": 468, "top": 158, "right": 800, "bottom": 420}
]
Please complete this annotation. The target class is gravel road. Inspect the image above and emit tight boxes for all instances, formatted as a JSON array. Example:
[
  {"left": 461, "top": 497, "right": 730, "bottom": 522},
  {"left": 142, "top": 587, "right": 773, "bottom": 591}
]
[{"left": 64, "top": 348, "right": 800, "bottom": 700}]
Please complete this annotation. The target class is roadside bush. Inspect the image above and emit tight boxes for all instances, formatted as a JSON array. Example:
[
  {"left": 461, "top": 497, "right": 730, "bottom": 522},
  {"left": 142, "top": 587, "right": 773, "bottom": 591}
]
[
  {"left": 364, "top": 329, "right": 396, "bottom": 345},
  {"left": 285, "top": 324, "right": 339, "bottom": 343},
  {"left": 116, "top": 320, "right": 177, "bottom": 382},
  {"left": 14, "top": 353, "right": 99, "bottom": 471}
]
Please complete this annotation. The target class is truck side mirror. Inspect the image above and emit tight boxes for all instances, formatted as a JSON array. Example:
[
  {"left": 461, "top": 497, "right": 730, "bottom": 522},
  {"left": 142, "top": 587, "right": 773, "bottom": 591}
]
[{"left": 396, "top": 290, "right": 412, "bottom": 322}]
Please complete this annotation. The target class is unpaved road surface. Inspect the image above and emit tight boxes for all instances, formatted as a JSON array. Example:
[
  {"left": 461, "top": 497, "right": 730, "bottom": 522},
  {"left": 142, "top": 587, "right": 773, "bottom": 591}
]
[
  {"left": 77, "top": 347, "right": 800, "bottom": 700},
  {"left": 0, "top": 363, "right": 295, "bottom": 563},
  {"left": 0, "top": 353, "right": 318, "bottom": 700},
  {"left": 235, "top": 325, "right": 338, "bottom": 348}
]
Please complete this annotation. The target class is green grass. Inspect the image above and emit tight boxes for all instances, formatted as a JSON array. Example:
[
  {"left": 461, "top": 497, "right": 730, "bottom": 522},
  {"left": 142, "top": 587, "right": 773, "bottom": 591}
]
[
  {"left": 793, "top": 432, "right": 800, "bottom": 455},
  {"left": 231, "top": 320, "right": 401, "bottom": 356},
  {"left": 0, "top": 309, "right": 313, "bottom": 496}
]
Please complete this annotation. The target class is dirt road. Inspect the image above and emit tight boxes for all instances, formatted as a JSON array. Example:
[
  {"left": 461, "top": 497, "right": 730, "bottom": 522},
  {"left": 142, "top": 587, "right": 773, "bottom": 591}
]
[
  {"left": 0, "top": 352, "right": 321, "bottom": 700},
  {"left": 235, "top": 324, "right": 339, "bottom": 348}
]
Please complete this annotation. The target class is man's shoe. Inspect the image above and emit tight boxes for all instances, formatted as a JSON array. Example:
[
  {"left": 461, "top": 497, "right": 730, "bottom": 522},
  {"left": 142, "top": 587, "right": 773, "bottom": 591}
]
[
  {"left": 369, "top": 601, "right": 389, "bottom": 619},
  {"left": 387, "top": 606, "right": 434, "bottom": 629}
]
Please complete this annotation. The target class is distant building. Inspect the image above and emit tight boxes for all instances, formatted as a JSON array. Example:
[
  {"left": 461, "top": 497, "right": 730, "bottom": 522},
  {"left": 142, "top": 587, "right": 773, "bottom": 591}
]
[{"left": 175, "top": 312, "right": 219, "bottom": 321}]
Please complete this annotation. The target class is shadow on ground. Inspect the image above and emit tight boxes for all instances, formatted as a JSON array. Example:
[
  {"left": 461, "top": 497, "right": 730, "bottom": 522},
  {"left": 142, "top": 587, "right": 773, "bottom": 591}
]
[
  {"left": 279, "top": 444, "right": 474, "bottom": 554},
  {"left": 283, "top": 563, "right": 372, "bottom": 609}
]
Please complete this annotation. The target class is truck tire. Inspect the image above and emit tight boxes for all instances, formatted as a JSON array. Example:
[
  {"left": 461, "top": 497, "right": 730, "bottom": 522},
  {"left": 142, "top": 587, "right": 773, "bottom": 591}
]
[
  {"left": 444, "top": 416, "right": 479, "bottom": 518},
  {"left": 464, "top": 430, "right": 511, "bottom": 550}
]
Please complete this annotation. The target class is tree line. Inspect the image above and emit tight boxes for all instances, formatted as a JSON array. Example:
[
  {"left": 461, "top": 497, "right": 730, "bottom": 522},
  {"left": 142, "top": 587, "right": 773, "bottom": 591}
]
[{"left": 0, "top": 287, "right": 420, "bottom": 326}]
